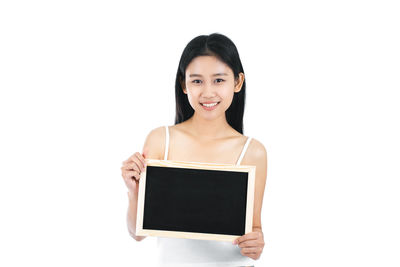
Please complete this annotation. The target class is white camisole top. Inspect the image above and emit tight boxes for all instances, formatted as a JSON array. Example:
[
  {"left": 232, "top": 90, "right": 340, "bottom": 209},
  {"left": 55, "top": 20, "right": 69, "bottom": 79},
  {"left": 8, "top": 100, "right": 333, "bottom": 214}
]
[{"left": 156, "top": 126, "right": 256, "bottom": 267}]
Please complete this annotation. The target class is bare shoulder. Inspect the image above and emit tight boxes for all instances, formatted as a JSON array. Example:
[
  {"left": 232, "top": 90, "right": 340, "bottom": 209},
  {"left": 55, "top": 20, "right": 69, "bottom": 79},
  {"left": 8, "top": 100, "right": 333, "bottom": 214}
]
[
  {"left": 142, "top": 125, "right": 168, "bottom": 160},
  {"left": 243, "top": 137, "right": 268, "bottom": 166},
  {"left": 243, "top": 137, "right": 268, "bottom": 230},
  {"left": 247, "top": 138, "right": 267, "bottom": 162}
]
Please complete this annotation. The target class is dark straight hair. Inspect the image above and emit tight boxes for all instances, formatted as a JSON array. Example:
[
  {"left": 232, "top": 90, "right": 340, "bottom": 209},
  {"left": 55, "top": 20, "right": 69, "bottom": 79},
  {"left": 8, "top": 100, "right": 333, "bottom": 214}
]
[{"left": 174, "top": 33, "right": 246, "bottom": 134}]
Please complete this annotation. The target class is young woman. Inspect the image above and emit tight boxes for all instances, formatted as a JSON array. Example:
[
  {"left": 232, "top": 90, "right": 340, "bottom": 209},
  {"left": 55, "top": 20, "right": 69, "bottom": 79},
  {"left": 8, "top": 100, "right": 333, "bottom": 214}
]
[{"left": 121, "top": 33, "right": 268, "bottom": 267}]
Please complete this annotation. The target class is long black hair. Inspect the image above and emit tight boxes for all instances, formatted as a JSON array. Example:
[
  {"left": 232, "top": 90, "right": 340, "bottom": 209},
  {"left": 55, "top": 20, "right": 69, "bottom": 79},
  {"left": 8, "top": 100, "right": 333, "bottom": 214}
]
[{"left": 174, "top": 33, "right": 246, "bottom": 134}]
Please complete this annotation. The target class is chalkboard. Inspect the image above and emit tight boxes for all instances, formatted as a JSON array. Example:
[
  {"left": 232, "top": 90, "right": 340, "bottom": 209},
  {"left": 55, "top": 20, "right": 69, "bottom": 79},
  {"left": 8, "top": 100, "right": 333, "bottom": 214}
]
[{"left": 135, "top": 159, "right": 256, "bottom": 242}]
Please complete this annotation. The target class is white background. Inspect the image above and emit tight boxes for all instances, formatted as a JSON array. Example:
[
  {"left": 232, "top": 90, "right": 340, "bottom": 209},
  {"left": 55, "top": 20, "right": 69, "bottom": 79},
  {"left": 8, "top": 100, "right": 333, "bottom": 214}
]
[{"left": 1, "top": 0, "right": 399, "bottom": 266}]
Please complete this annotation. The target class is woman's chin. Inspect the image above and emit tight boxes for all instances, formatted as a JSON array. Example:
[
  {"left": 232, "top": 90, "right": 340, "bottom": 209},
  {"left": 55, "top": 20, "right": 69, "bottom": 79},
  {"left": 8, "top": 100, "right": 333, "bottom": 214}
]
[{"left": 194, "top": 111, "right": 225, "bottom": 120}]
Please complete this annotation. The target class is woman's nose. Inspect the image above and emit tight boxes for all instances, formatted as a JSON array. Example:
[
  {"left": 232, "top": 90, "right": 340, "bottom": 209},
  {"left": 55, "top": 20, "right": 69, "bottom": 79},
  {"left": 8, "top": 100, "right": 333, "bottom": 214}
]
[{"left": 202, "top": 81, "right": 216, "bottom": 96}]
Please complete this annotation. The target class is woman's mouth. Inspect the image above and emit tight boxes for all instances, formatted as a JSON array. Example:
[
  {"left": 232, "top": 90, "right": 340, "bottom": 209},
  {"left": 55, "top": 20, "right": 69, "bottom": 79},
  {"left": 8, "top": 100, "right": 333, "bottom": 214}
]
[{"left": 200, "top": 101, "right": 220, "bottom": 111}]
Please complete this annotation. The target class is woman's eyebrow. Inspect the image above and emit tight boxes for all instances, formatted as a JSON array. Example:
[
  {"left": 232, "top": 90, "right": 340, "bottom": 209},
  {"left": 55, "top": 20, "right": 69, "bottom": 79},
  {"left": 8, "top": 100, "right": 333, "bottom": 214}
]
[{"left": 189, "top": 73, "right": 228, "bottom": 77}]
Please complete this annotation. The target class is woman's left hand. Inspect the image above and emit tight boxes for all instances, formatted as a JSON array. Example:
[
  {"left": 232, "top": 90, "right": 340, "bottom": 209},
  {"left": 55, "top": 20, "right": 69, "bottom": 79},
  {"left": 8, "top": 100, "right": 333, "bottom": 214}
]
[{"left": 233, "top": 229, "right": 265, "bottom": 260}]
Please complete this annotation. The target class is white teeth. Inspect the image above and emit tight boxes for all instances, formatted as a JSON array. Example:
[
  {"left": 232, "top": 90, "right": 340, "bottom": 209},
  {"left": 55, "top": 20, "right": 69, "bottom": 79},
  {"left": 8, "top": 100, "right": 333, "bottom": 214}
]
[{"left": 202, "top": 102, "right": 218, "bottom": 107}]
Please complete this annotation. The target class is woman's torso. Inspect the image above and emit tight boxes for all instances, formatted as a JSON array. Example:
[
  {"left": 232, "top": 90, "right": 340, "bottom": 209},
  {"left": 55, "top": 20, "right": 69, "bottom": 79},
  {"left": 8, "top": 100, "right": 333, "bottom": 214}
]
[{"left": 156, "top": 123, "right": 255, "bottom": 267}]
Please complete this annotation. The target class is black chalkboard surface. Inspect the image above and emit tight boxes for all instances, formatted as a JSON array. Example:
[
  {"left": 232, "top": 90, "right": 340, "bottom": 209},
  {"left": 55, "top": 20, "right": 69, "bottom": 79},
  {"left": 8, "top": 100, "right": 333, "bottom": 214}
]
[{"left": 135, "top": 159, "right": 256, "bottom": 242}]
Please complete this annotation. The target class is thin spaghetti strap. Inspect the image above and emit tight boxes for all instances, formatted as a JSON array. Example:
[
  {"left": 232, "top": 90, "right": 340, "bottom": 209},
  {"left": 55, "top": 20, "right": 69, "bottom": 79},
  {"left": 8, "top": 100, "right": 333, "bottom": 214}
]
[
  {"left": 236, "top": 137, "right": 252, "bottom": 165},
  {"left": 164, "top": 126, "right": 169, "bottom": 161}
]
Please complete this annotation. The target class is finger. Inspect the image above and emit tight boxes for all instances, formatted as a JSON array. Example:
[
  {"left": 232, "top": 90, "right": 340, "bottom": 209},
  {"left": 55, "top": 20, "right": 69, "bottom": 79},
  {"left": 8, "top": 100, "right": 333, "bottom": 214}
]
[
  {"left": 123, "top": 170, "right": 141, "bottom": 181},
  {"left": 138, "top": 151, "right": 146, "bottom": 162},
  {"left": 125, "top": 152, "right": 138, "bottom": 163},
  {"left": 123, "top": 161, "right": 143, "bottom": 172},
  {"left": 139, "top": 154, "right": 147, "bottom": 168},
  {"left": 132, "top": 152, "right": 144, "bottom": 162},
  {"left": 235, "top": 231, "right": 260, "bottom": 244},
  {"left": 241, "top": 246, "right": 261, "bottom": 254},
  {"left": 123, "top": 156, "right": 144, "bottom": 172},
  {"left": 240, "top": 250, "right": 257, "bottom": 257},
  {"left": 124, "top": 152, "right": 146, "bottom": 169},
  {"left": 238, "top": 240, "right": 259, "bottom": 248},
  {"left": 142, "top": 147, "right": 149, "bottom": 159},
  {"left": 123, "top": 176, "right": 137, "bottom": 188},
  {"left": 132, "top": 153, "right": 145, "bottom": 170}
]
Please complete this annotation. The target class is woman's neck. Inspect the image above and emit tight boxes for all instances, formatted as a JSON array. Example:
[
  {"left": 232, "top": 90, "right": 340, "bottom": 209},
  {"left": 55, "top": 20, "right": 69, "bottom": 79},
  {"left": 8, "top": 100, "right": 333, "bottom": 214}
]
[{"left": 186, "top": 113, "right": 232, "bottom": 139}]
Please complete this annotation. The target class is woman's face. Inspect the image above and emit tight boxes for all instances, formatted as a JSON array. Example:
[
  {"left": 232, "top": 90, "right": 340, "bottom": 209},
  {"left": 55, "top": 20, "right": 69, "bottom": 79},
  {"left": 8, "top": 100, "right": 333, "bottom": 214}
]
[{"left": 183, "top": 55, "right": 244, "bottom": 120}]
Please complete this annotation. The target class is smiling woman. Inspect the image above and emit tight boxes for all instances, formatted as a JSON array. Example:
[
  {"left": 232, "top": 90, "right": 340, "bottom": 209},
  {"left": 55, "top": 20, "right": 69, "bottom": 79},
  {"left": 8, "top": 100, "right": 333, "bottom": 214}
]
[
  {"left": 121, "top": 32, "right": 267, "bottom": 267},
  {"left": 181, "top": 55, "right": 245, "bottom": 125}
]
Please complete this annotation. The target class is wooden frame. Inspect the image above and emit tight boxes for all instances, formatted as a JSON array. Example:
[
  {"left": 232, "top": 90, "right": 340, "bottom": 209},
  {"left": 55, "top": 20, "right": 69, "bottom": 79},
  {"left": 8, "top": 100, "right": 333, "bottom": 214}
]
[{"left": 135, "top": 159, "right": 256, "bottom": 242}]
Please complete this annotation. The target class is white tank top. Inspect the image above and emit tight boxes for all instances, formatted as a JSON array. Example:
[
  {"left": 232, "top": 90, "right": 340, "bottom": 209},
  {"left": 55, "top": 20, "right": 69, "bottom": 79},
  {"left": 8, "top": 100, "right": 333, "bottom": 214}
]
[{"left": 156, "top": 126, "right": 256, "bottom": 267}]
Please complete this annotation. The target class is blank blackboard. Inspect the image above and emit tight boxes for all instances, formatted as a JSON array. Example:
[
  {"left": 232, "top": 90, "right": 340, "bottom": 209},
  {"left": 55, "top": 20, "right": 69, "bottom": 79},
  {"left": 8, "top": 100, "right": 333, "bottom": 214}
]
[{"left": 135, "top": 159, "right": 256, "bottom": 242}]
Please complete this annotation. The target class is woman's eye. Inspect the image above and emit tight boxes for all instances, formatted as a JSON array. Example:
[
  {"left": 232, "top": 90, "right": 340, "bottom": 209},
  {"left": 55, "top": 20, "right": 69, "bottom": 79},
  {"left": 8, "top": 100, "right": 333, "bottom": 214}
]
[{"left": 191, "top": 79, "right": 224, "bottom": 84}]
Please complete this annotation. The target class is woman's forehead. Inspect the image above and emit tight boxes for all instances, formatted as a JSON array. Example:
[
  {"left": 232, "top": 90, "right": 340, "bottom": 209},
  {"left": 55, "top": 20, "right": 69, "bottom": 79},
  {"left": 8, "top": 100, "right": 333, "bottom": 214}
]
[{"left": 186, "top": 56, "right": 232, "bottom": 76}]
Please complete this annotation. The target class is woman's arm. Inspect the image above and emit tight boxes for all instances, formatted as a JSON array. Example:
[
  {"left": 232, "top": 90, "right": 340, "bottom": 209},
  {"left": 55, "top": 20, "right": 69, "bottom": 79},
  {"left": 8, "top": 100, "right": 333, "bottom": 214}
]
[
  {"left": 127, "top": 191, "right": 146, "bottom": 241},
  {"left": 126, "top": 126, "right": 165, "bottom": 241},
  {"left": 234, "top": 138, "right": 268, "bottom": 260},
  {"left": 250, "top": 139, "right": 268, "bottom": 231}
]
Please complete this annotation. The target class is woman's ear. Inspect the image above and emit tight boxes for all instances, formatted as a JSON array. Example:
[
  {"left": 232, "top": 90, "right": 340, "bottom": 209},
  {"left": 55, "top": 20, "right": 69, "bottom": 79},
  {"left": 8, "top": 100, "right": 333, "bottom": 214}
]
[
  {"left": 180, "top": 78, "right": 187, "bottom": 94},
  {"left": 234, "top": 72, "right": 245, "bottom": 93}
]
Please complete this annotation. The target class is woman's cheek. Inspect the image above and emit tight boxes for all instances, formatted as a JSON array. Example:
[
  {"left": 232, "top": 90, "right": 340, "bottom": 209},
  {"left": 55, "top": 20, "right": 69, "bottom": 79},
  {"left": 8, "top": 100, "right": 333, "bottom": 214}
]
[
  {"left": 186, "top": 92, "right": 200, "bottom": 110},
  {"left": 221, "top": 93, "right": 235, "bottom": 110}
]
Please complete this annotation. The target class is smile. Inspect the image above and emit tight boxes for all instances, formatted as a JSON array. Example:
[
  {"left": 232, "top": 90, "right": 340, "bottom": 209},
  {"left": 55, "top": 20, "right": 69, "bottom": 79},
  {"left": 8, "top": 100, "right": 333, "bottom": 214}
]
[
  {"left": 201, "top": 102, "right": 219, "bottom": 107},
  {"left": 200, "top": 102, "right": 220, "bottom": 110}
]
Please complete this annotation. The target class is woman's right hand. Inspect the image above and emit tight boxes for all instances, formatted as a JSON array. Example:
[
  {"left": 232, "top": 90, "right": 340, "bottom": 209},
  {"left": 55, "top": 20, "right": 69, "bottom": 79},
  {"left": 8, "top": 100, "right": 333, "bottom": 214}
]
[{"left": 121, "top": 152, "right": 146, "bottom": 197}]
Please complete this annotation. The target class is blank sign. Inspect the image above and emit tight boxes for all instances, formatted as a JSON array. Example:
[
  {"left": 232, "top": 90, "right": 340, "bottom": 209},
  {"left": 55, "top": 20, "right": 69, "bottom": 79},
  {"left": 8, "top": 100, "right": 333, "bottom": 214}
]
[{"left": 135, "top": 159, "right": 256, "bottom": 242}]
